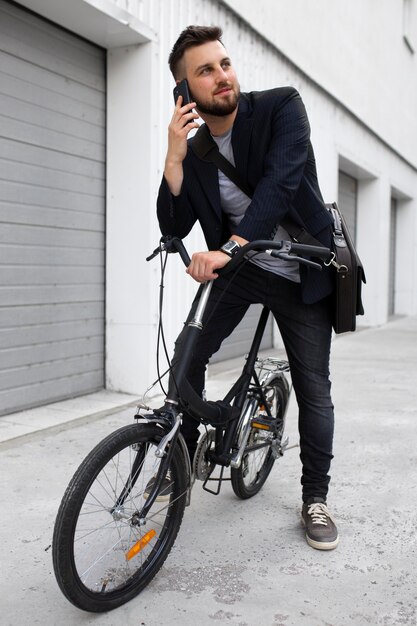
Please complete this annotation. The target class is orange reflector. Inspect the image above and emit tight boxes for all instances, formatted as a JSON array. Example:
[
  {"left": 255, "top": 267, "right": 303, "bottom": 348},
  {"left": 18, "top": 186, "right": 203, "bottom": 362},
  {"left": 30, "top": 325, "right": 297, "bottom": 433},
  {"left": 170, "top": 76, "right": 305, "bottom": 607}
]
[
  {"left": 125, "top": 529, "right": 156, "bottom": 561},
  {"left": 252, "top": 422, "right": 271, "bottom": 430}
]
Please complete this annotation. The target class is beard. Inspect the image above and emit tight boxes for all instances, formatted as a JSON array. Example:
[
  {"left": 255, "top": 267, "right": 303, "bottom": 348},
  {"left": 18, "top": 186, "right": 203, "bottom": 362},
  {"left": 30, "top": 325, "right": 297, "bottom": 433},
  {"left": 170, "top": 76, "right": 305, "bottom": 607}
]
[{"left": 192, "top": 85, "right": 240, "bottom": 117}]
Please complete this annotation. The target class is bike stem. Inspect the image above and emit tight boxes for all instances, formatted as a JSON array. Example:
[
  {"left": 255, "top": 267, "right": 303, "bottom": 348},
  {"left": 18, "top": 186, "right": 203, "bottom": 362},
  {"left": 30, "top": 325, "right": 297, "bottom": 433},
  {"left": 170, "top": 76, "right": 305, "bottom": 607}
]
[{"left": 163, "top": 281, "right": 214, "bottom": 408}]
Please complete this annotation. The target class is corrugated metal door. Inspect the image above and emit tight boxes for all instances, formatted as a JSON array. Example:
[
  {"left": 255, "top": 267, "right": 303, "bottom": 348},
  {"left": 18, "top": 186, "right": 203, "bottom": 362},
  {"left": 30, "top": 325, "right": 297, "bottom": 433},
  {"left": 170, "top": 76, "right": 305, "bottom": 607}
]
[
  {"left": 0, "top": 1, "right": 106, "bottom": 415},
  {"left": 388, "top": 198, "right": 397, "bottom": 316}
]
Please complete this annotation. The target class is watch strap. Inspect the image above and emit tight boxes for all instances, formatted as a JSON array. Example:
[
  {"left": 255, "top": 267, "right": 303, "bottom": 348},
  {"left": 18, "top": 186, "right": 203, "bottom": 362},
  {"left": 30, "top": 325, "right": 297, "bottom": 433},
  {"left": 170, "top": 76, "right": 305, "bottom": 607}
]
[{"left": 220, "top": 240, "right": 241, "bottom": 258}]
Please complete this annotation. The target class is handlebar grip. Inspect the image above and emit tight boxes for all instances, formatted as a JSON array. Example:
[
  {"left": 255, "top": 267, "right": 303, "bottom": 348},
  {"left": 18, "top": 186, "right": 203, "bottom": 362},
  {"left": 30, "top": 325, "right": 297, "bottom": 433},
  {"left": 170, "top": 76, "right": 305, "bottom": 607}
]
[{"left": 170, "top": 237, "right": 191, "bottom": 266}]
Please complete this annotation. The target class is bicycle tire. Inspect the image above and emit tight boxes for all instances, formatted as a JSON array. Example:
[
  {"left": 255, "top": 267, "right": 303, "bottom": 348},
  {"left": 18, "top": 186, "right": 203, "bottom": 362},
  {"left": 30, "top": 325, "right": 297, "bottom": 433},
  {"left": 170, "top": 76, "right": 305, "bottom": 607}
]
[
  {"left": 52, "top": 423, "right": 187, "bottom": 612},
  {"left": 231, "top": 374, "right": 289, "bottom": 499}
]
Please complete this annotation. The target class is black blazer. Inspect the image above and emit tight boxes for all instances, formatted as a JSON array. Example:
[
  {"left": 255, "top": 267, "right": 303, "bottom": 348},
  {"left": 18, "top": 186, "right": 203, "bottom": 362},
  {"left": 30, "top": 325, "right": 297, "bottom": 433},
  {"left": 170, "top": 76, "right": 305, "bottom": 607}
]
[{"left": 157, "top": 87, "right": 334, "bottom": 303}]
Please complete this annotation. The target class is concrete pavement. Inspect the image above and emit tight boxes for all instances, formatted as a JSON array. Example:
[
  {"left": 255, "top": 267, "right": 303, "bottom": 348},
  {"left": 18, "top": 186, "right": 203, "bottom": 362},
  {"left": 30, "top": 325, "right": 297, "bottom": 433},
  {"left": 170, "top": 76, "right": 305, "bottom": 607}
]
[{"left": 1, "top": 316, "right": 417, "bottom": 626}]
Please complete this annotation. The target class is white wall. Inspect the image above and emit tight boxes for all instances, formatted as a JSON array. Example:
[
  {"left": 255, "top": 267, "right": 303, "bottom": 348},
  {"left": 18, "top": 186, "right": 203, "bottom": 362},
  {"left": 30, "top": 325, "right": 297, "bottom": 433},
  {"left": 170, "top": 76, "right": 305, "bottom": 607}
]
[
  {"left": 106, "top": 42, "right": 162, "bottom": 393},
  {"left": 223, "top": 0, "right": 417, "bottom": 169}
]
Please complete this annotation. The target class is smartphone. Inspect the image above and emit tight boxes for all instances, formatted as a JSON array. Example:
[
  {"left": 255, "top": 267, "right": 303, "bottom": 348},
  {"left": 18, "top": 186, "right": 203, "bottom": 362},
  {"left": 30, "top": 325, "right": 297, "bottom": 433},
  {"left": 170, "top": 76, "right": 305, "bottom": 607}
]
[{"left": 173, "top": 79, "right": 192, "bottom": 105}]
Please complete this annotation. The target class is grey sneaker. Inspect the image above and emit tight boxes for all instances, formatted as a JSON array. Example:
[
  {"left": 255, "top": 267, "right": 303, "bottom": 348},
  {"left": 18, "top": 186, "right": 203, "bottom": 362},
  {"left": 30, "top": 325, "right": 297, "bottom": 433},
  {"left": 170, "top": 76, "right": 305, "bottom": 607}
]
[
  {"left": 143, "top": 472, "right": 172, "bottom": 502},
  {"left": 301, "top": 500, "right": 339, "bottom": 550}
]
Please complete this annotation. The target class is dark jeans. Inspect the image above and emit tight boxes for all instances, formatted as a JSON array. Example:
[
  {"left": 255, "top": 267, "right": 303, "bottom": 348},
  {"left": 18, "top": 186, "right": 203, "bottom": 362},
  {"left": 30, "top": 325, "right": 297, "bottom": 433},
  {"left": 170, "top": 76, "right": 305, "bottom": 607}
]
[{"left": 168, "top": 261, "right": 334, "bottom": 503}]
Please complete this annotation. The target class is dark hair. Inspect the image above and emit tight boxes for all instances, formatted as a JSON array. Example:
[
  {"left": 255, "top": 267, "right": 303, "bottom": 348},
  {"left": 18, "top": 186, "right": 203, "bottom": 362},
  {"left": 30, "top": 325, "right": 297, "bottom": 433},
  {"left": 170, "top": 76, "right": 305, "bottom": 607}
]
[{"left": 168, "top": 25, "right": 223, "bottom": 79}]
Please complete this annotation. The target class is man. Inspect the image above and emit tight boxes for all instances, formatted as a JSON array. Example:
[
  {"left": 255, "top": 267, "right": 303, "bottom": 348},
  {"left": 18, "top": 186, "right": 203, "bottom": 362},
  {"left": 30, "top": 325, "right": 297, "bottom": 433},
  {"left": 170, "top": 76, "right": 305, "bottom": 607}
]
[{"left": 157, "top": 25, "right": 338, "bottom": 550}]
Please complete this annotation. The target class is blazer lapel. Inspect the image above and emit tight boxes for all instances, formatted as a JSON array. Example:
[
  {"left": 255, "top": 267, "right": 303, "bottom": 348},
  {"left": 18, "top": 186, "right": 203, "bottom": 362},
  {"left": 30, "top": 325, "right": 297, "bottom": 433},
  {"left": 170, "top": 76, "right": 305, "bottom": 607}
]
[
  {"left": 190, "top": 125, "right": 222, "bottom": 220},
  {"left": 191, "top": 155, "right": 222, "bottom": 220}
]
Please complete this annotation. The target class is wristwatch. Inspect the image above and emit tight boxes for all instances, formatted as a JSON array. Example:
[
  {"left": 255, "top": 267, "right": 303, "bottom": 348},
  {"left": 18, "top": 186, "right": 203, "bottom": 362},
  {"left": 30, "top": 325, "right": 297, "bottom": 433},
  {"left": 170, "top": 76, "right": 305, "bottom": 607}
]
[{"left": 220, "top": 240, "right": 241, "bottom": 258}]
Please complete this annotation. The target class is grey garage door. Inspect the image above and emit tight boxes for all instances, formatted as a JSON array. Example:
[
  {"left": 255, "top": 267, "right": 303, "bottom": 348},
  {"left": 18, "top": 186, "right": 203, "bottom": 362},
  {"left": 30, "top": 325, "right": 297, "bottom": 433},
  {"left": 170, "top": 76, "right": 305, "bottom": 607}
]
[{"left": 0, "top": 1, "right": 106, "bottom": 415}]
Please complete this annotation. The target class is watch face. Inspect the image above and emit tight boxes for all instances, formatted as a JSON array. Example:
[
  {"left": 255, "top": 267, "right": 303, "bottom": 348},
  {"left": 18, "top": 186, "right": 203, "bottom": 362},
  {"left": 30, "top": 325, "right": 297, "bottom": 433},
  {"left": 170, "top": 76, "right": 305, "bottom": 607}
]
[{"left": 222, "top": 240, "right": 240, "bottom": 255}]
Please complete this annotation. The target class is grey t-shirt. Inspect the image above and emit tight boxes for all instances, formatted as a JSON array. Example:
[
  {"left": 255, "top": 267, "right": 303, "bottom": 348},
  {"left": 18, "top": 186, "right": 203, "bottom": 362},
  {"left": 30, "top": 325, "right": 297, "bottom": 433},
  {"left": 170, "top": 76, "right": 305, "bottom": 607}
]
[{"left": 212, "top": 128, "right": 300, "bottom": 283}]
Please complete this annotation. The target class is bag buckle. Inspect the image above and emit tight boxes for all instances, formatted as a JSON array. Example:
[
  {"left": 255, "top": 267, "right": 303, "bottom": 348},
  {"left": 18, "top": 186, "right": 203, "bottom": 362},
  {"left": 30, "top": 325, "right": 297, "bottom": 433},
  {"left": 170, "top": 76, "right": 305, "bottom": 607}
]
[{"left": 324, "top": 252, "right": 349, "bottom": 273}]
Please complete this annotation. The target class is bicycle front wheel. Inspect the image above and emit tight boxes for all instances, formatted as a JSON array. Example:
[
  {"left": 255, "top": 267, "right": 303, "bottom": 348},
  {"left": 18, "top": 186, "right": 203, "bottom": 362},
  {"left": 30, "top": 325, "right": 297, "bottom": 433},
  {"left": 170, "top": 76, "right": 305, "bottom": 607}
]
[
  {"left": 231, "top": 374, "right": 289, "bottom": 499},
  {"left": 52, "top": 423, "right": 187, "bottom": 612}
]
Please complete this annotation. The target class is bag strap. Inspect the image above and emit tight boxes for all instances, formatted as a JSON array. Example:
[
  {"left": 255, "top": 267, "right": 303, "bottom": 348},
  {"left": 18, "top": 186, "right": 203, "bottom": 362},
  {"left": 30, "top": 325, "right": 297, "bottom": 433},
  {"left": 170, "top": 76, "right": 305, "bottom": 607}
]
[
  {"left": 191, "top": 124, "right": 254, "bottom": 196},
  {"left": 191, "top": 124, "right": 323, "bottom": 247}
]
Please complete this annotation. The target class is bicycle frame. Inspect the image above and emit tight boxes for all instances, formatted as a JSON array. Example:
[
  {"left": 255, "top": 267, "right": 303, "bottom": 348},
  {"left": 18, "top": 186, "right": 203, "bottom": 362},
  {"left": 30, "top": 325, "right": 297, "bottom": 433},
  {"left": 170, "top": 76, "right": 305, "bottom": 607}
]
[
  {"left": 136, "top": 280, "right": 268, "bottom": 515},
  {"left": 138, "top": 236, "right": 331, "bottom": 512}
]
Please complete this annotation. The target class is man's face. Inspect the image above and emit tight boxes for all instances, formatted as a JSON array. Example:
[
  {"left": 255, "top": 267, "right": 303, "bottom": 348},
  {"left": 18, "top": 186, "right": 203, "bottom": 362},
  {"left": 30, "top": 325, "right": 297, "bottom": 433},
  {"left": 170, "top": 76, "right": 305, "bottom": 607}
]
[{"left": 183, "top": 40, "right": 240, "bottom": 117}]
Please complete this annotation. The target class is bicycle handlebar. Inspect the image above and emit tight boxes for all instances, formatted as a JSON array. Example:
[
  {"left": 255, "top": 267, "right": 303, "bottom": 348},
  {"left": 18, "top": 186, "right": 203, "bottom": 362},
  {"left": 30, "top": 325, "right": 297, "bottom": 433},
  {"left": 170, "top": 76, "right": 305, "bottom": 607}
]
[
  {"left": 147, "top": 236, "right": 331, "bottom": 273},
  {"left": 220, "top": 240, "right": 330, "bottom": 274}
]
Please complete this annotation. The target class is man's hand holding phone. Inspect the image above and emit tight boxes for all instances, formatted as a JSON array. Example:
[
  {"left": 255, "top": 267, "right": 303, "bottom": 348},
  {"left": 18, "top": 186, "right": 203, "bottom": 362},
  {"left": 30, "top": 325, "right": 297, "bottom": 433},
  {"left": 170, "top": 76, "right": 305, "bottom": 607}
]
[
  {"left": 173, "top": 79, "right": 192, "bottom": 106},
  {"left": 164, "top": 79, "right": 199, "bottom": 196},
  {"left": 172, "top": 79, "right": 198, "bottom": 131}
]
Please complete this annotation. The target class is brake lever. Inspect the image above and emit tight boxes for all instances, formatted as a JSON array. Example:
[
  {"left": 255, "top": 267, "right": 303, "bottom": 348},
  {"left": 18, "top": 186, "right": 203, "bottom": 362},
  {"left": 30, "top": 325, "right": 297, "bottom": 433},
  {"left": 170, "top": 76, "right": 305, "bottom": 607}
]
[
  {"left": 146, "top": 246, "right": 161, "bottom": 262},
  {"left": 273, "top": 252, "right": 323, "bottom": 271}
]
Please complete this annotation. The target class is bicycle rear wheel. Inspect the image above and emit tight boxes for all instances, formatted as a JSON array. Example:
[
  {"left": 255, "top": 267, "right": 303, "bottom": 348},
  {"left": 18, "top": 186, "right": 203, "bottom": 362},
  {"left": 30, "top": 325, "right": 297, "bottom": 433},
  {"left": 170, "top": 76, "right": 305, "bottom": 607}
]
[
  {"left": 231, "top": 374, "right": 289, "bottom": 499},
  {"left": 52, "top": 423, "right": 186, "bottom": 612}
]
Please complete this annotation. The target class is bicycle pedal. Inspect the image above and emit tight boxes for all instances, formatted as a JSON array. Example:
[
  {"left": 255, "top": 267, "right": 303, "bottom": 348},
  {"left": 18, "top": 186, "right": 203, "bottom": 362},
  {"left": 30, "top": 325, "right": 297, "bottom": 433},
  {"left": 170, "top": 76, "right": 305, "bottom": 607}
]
[{"left": 251, "top": 416, "right": 276, "bottom": 431}]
